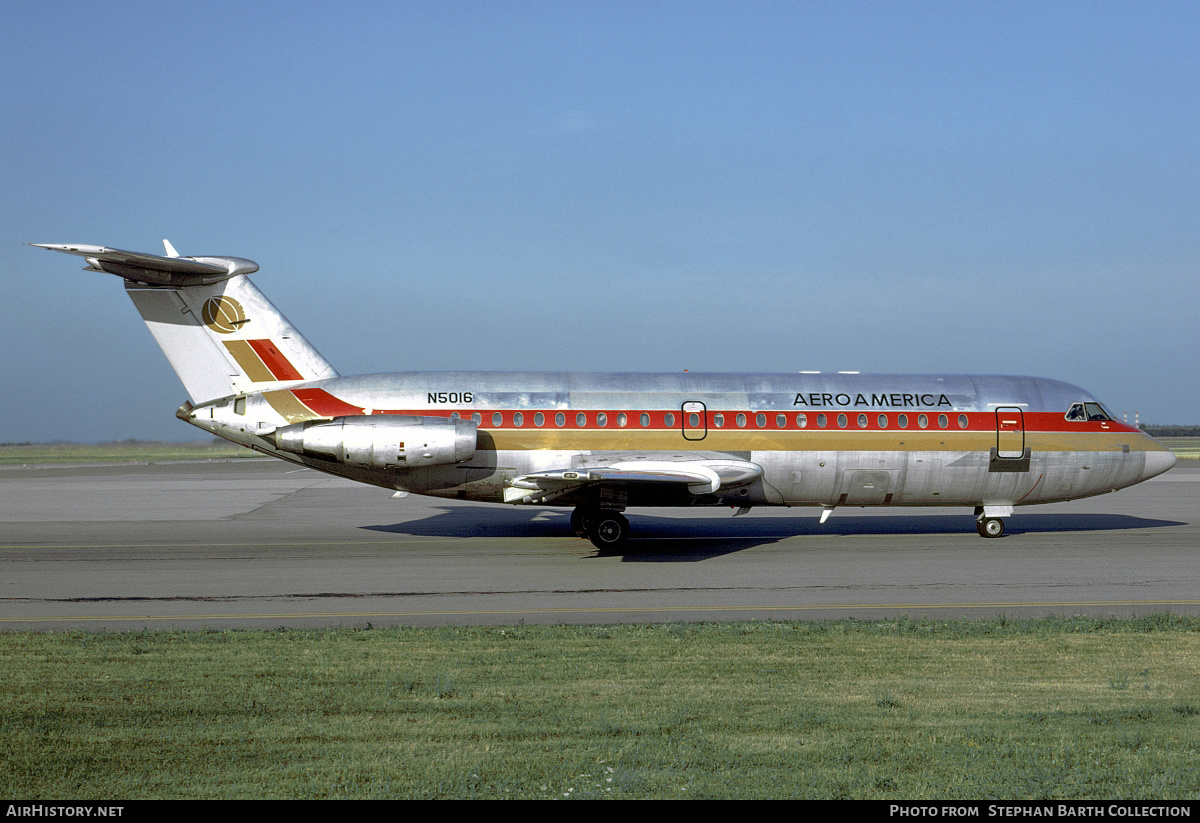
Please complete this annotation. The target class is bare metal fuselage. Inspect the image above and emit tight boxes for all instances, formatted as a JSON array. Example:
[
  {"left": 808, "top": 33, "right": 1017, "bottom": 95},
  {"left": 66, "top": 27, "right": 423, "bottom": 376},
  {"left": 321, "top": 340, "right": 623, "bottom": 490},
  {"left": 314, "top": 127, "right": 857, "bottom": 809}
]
[{"left": 184, "top": 369, "right": 1174, "bottom": 512}]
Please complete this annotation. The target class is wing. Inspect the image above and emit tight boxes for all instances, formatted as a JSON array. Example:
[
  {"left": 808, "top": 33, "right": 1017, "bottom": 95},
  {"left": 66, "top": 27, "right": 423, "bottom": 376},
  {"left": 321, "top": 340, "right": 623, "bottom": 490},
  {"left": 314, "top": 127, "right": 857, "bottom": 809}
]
[{"left": 504, "top": 456, "right": 762, "bottom": 504}]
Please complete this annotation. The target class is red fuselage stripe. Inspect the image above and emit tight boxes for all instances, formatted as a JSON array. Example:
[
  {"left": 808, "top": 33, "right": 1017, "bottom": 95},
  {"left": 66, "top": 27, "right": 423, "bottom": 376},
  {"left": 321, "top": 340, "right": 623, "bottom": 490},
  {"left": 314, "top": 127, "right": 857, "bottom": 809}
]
[{"left": 282, "top": 389, "right": 1140, "bottom": 435}]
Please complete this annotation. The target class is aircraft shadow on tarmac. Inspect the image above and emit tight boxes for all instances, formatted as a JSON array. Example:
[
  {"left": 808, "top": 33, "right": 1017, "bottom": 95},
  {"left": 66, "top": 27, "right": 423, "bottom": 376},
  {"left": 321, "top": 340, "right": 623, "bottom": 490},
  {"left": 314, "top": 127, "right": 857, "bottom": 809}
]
[{"left": 363, "top": 508, "right": 1184, "bottom": 562}]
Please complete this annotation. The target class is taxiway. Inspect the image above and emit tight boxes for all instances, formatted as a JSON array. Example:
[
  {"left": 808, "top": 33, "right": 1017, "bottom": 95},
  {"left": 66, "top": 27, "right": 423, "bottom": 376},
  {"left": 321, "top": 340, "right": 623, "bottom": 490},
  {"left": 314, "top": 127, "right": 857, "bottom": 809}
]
[{"left": 2, "top": 460, "right": 1196, "bottom": 630}]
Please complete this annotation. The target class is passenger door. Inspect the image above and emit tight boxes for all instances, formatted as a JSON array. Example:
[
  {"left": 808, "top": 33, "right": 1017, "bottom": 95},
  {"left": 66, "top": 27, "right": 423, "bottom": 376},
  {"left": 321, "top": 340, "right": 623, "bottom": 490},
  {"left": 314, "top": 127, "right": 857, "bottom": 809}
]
[{"left": 995, "top": 407, "right": 1025, "bottom": 459}]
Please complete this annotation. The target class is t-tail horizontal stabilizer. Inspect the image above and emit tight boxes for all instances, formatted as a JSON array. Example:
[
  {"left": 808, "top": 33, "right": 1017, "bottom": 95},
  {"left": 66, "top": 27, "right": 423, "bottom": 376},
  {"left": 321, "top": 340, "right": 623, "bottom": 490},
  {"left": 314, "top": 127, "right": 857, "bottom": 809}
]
[
  {"left": 30, "top": 242, "right": 258, "bottom": 287},
  {"left": 32, "top": 241, "right": 337, "bottom": 404}
]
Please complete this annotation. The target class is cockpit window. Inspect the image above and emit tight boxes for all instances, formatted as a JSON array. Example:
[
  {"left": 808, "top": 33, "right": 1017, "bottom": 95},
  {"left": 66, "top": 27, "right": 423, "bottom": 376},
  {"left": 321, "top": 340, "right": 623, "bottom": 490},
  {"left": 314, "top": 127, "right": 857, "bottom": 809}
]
[{"left": 1066, "top": 402, "right": 1112, "bottom": 422}]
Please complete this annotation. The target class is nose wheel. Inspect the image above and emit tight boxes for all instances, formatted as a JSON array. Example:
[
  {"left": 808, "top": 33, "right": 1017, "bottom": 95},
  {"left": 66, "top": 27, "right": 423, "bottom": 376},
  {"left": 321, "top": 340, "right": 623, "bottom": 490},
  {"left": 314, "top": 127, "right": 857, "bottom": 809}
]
[{"left": 977, "top": 517, "right": 1005, "bottom": 538}]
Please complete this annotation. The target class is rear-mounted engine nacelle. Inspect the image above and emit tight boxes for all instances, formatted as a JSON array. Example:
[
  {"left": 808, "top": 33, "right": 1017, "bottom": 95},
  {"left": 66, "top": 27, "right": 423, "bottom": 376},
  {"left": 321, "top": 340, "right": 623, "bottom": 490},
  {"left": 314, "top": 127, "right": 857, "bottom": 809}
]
[{"left": 273, "top": 415, "right": 476, "bottom": 470}]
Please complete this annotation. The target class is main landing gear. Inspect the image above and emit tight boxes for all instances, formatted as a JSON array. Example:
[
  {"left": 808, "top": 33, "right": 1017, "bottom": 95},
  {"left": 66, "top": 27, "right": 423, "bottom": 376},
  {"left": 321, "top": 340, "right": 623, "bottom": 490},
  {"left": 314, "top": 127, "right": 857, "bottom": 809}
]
[{"left": 571, "top": 507, "right": 630, "bottom": 551}]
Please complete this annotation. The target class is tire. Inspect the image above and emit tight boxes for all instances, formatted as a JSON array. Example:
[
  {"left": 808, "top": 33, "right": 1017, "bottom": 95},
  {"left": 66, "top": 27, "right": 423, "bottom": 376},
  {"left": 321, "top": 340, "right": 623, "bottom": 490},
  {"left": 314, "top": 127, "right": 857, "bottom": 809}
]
[
  {"left": 978, "top": 517, "right": 1005, "bottom": 538},
  {"left": 570, "top": 507, "right": 593, "bottom": 538},
  {"left": 587, "top": 511, "right": 630, "bottom": 551}
]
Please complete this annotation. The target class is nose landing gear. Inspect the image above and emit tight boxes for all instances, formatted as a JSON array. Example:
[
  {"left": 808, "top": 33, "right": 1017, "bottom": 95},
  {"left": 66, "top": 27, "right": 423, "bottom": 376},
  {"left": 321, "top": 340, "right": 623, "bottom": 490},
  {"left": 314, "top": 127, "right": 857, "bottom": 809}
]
[
  {"left": 974, "top": 505, "right": 1009, "bottom": 538},
  {"left": 976, "top": 517, "right": 1005, "bottom": 538}
]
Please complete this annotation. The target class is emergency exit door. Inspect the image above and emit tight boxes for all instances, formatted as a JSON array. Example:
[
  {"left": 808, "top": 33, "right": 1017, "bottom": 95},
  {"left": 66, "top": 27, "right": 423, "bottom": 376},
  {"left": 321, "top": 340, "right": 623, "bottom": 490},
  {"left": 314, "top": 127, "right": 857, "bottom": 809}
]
[{"left": 681, "top": 401, "right": 707, "bottom": 441}]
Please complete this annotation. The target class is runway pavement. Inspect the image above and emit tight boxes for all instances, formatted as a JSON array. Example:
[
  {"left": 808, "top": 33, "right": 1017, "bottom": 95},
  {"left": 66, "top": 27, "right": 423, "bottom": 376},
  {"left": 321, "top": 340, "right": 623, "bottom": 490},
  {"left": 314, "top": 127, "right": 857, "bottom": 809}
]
[{"left": 1, "top": 459, "right": 1197, "bottom": 630}]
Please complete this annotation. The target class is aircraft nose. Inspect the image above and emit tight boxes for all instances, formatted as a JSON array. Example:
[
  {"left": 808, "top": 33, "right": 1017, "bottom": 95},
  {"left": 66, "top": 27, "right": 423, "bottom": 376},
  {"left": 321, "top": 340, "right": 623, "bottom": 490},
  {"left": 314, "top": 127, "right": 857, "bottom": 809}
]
[{"left": 1141, "top": 448, "right": 1177, "bottom": 481}]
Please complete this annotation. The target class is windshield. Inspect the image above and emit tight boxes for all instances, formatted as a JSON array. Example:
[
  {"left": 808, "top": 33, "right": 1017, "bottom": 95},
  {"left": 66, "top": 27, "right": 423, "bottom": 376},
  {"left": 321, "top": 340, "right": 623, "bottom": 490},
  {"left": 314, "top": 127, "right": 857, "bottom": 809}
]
[{"left": 1066, "top": 402, "right": 1114, "bottom": 422}]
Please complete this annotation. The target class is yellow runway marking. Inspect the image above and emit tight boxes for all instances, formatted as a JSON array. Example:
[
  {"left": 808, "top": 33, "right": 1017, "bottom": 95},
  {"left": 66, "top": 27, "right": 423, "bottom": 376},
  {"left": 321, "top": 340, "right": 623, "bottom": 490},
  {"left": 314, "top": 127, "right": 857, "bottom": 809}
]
[{"left": 3, "top": 600, "right": 1199, "bottom": 624}]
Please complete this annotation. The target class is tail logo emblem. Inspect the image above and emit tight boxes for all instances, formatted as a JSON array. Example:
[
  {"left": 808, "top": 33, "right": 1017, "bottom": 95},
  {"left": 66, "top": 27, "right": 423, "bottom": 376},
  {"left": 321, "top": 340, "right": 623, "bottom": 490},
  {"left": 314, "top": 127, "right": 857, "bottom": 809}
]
[{"left": 201, "top": 296, "right": 247, "bottom": 334}]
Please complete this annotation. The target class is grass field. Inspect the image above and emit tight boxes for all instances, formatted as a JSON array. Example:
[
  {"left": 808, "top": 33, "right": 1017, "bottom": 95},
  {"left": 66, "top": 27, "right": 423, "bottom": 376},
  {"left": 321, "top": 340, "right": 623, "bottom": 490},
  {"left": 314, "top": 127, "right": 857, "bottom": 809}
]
[
  {"left": 3, "top": 616, "right": 1199, "bottom": 799},
  {"left": 0, "top": 440, "right": 262, "bottom": 465},
  {"left": 1159, "top": 437, "right": 1200, "bottom": 460}
]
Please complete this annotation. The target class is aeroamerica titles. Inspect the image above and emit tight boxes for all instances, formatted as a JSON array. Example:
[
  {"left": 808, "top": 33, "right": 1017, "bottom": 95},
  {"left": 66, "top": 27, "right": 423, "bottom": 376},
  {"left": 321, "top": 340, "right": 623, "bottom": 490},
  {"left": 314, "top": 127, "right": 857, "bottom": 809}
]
[{"left": 793, "top": 392, "right": 954, "bottom": 408}]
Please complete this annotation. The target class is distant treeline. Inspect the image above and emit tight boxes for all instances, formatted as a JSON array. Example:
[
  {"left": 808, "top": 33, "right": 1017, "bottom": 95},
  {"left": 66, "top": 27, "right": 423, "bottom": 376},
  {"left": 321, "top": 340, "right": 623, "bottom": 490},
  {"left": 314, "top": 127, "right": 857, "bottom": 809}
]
[{"left": 1142, "top": 425, "right": 1200, "bottom": 437}]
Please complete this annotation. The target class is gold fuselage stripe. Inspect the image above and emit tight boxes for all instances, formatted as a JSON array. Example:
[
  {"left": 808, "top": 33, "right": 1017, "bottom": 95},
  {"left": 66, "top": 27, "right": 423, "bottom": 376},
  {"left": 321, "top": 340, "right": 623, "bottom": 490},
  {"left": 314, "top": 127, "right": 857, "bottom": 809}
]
[
  {"left": 262, "top": 390, "right": 320, "bottom": 424},
  {"left": 479, "top": 428, "right": 1162, "bottom": 453}
]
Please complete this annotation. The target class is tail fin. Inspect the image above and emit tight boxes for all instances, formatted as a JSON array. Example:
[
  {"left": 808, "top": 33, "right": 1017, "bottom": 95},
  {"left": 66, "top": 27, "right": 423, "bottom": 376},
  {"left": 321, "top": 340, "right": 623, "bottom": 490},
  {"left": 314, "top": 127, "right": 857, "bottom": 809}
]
[{"left": 31, "top": 242, "right": 338, "bottom": 403}]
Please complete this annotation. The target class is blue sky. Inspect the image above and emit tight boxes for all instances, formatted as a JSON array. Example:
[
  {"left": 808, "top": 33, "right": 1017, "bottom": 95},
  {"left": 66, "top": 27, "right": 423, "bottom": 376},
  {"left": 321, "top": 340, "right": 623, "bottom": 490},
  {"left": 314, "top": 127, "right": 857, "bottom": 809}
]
[{"left": 2, "top": 0, "right": 1197, "bottom": 441}]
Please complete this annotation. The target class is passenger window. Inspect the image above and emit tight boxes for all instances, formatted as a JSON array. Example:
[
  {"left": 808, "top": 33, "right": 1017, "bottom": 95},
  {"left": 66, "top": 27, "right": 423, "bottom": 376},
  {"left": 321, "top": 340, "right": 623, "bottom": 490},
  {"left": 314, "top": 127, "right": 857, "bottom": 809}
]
[
  {"left": 617, "top": 413, "right": 627, "bottom": 428},
  {"left": 857, "top": 414, "right": 868, "bottom": 428},
  {"left": 958, "top": 414, "right": 968, "bottom": 429},
  {"left": 917, "top": 414, "right": 928, "bottom": 429},
  {"left": 756, "top": 413, "right": 766, "bottom": 428},
  {"left": 664, "top": 413, "right": 675, "bottom": 427},
  {"left": 534, "top": 412, "right": 544, "bottom": 427},
  {"left": 736, "top": 413, "right": 746, "bottom": 428},
  {"left": 513, "top": 412, "right": 524, "bottom": 427},
  {"left": 796, "top": 413, "right": 807, "bottom": 428},
  {"left": 713, "top": 413, "right": 724, "bottom": 428},
  {"left": 877, "top": 414, "right": 888, "bottom": 428},
  {"left": 837, "top": 414, "right": 848, "bottom": 428},
  {"left": 897, "top": 414, "right": 908, "bottom": 428},
  {"left": 817, "top": 413, "right": 827, "bottom": 428},
  {"left": 576, "top": 413, "right": 587, "bottom": 427},
  {"left": 938, "top": 414, "right": 948, "bottom": 429},
  {"left": 492, "top": 412, "right": 502, "bottom": 426},
  {"left": 556, "top": 412, "right": 565, "bottom": 427},
  {"left": 597, "top": 413, "right": 608, "bottom": 427},
  {"left": 472, "top": 412, "right": 482, "bottom": 425},
  {"left": 640, "top": 413, "right": 650, "bottom": 427}
]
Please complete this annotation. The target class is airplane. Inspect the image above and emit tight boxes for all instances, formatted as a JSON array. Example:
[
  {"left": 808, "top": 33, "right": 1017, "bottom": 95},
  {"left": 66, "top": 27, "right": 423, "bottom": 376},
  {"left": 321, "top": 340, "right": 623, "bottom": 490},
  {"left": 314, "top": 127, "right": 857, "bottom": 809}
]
[{"left": 32, "top": 241, "right": 1177, "bottom": 549}]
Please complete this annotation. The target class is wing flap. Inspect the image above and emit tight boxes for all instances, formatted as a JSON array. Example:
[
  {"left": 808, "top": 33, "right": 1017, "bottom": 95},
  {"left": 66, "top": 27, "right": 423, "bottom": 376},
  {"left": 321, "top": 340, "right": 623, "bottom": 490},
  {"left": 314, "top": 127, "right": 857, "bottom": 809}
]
[
  {"left": 512, "top": 465, "right": 719, "bottom": 491},
  {"left": 507, "top": 458, "right": 762, "bottom": 502}
]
